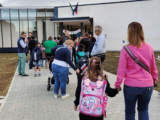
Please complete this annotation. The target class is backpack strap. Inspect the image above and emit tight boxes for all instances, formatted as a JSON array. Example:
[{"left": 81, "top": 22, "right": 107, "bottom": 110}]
[{"left": 123, "top": 46, "right": 150, "bottom": 73}]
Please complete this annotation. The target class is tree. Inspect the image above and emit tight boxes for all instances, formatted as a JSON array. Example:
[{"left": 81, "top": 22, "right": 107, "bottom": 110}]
[{"left": 0, "top": 4, "right": 3, "bottom": 7}]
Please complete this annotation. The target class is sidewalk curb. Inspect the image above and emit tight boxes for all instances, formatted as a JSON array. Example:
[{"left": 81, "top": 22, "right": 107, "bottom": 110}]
[{"left": 0, "top": 67, "right": 18, "bottom": 112}]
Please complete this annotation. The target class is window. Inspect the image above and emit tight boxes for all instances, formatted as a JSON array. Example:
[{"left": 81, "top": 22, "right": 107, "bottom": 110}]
[
  {"left": 10, "top": 9, "right": 19, "bottom": 20},
  {"left": 20, "top": 9, "right": 28, "bottom": 19},
  {"left": 11, "top": 21, "right": 19, "bottom": 47},
  {"left": 37, "top": 9, "right": 45, "bottom": 17},
  {"left": 28, "top": 9, "right": 36, "bottom": 19},
  {"left": 29, "top": 20, "right": 37, "bottom": 37},
  {"left": 46, "top": 9, "right": 53, "bottom": 17},
  {"left": 20, "top": 21, "right": 28, "bottom": 38},
  {"left": 1, "top": 9, "right": 10, "bottom": 20}
]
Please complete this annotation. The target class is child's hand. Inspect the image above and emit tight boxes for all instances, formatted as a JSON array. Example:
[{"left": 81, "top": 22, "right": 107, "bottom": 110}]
[
  {"left": 74, "top": 105, "right": 77, "bottom": 111},
  {"left": 116, "top": 87, "right": 121, "bottom": 91}
]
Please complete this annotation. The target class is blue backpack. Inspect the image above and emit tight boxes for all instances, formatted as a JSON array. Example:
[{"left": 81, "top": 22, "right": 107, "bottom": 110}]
[
  {"left": 32, "top": 48, "right": 42, "bottom": 61},
  {"left": 77, "top": 54, "right": 89, "bottom": 76}
]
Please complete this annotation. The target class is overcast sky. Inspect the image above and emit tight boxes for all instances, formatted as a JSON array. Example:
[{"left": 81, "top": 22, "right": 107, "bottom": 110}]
[{"left": 0, "top": 0, "right": 130, "bottom": 6}]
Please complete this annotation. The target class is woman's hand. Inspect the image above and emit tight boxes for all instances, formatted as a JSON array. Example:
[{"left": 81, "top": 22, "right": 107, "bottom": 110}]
[
  {"left": 74, "top": 105, "right": 78, "bottom": 111},
  {"left": 76, "top": 69, "right": 80, "bottom": 74}
]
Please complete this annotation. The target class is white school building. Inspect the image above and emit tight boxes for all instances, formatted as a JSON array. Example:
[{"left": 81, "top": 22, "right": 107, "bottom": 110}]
[{"left": 0, "top": 0, "right": 160, "bottom": 52}]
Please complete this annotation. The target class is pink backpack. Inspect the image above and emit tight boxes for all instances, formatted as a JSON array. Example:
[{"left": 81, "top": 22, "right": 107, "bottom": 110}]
[{"left": 79, "top": 74, "right": 108, "bottom": 117}]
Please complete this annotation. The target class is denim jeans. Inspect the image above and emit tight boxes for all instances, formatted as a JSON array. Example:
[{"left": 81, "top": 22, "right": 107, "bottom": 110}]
[
  {"left": 18, "top": 53, "right": 26, "bottom": 75},
  {"left": 52, "top": 64, "right": 69, "bottom": 96},
  {"left": 29, "top": 53, "right": 33, "bottom": 69},
  {"left": 123, "top": 85, "right": 153, "bottom": 120}
]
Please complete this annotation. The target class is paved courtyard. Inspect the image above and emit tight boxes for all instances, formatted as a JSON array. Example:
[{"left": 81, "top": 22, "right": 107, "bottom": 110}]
[{"left": 0, "top": 63, "right": 160, "bottom": 120}]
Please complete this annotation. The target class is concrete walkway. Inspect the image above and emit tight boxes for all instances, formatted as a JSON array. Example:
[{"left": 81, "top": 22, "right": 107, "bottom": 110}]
[{"left": 0, "top": 63, "right": 160, "bottom": 120}]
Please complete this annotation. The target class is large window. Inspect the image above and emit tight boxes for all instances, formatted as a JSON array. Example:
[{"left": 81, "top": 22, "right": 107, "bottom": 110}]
[
  {"left": 20, "top": 21, "right": 28, "bottom": 37},
  {"left": 37, "top": 9, "right": 45, "bottom": 17},
  {"left": 20, "top": 9, "right": 28, "bottom": 19},
  {"left": 46, "top": 9, "right": 53, "bottom": 17},
  {"left": 28, "top": 9, "right": 36, "bottom": 19},
  {"left": 10, "top": 9, "right": 19, "bottom": 20},
  {"left": 29, "top": 20, "right": 37, "bottom": 37},
  {"left": 1, "top": 9, "right": 10, "bottom": 20},
  {"left": 11, "top": 21, "right": 19, "bottom": 47},
  {"left": 2, "top": 21, "right": 11, "bottom": 47}
]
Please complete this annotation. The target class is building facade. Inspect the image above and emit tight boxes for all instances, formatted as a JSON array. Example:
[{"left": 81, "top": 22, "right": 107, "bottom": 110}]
[{"left": 0, "top": 0, "right": 160, "bottom": 52}]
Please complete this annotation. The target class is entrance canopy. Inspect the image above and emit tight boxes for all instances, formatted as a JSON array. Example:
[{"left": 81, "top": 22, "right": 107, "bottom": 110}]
[{"left": 50, "top": 17, "right": 91, "bottom": 25}]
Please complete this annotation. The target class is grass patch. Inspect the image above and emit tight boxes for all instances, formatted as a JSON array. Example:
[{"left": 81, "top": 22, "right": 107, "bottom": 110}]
[{"left": 103, "top": 52, "right": 160, "bottom": 92}]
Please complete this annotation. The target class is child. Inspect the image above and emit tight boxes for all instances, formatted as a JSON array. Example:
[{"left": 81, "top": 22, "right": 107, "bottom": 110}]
[
  {"left": 41, "top": 40, "right": 48, "bottom": 68},
  {"left": 32, "top": 41, "right": 42, "bottom": 77},
  {"left": 75, "top": 44, "right": 87, "bottom": 87},
  {"left": 74, "top": 56, "right": 119, "bottom": 120}
]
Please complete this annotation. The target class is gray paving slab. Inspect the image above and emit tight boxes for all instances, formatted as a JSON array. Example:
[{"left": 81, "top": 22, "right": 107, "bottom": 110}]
[{"left": 0, "top": 62, "right": 160, "bottom": 120}]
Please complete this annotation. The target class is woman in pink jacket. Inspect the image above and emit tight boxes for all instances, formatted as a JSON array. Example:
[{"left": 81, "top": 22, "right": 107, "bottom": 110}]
[{"left": 115, "top": 22, "right": 158, "bottom": 120}]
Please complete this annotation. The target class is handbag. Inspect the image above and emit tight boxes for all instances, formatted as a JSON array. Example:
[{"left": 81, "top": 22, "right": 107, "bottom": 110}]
[{"left": 124, "top": 46, "right": 158, "bottom": 87}]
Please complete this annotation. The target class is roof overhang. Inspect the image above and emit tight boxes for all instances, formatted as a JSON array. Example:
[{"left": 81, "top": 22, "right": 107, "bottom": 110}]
[{"left": 50, "top": 17, "right": 91, "bottom": 26}]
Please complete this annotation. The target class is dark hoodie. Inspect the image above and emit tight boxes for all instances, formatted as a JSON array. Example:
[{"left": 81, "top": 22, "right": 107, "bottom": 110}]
[{"left": 32, "top": 46, "right": 42, "bottom": 60}]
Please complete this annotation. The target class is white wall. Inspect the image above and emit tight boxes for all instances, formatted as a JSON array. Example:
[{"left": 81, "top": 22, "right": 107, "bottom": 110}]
[
  {"left": 54, "top": 23, "right": 58, "bottom": 37},
  {"left": 46, "top": 20, "right": 54, "bottom": 39},
  {"left": 0, "top": 22, "right": 2, "bottom": 47},
  {"left": 2, "top": 21, "right": 11, "bottom": 48},
  {"left": 58, "top": 0, "right": 160, "bottom": 51},
  {"left": 37, "top": 20, "right": 43, "bottom": 41}
]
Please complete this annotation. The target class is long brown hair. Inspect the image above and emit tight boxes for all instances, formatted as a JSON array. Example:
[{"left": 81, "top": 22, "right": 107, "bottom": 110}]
[
  {"left": 87, "top": 57, "right": 105, "bottom": 82},
  {"left": 127, "top": 22, "right": 145, "bottom": 48}
]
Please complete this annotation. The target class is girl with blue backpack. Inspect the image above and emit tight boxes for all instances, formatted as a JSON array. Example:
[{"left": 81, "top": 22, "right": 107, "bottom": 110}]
[{"left": 74, "top": 56, "right": 119, "bottom": 120}]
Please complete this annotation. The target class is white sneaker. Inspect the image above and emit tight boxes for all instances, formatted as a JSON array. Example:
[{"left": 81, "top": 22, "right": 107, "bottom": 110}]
[
  {"left": 54, "top": 95, "right": 58, "bottom": 98},
  {"left": 62, "top": 94, "right": 70, "bottom": 99}
]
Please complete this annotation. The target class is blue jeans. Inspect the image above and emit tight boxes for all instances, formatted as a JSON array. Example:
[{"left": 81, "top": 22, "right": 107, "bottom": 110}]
[
  {"left": 52, "top": 64, "right": 69, "bottom": 96},
  {"left": 124, "top": 85, "right": 153, "bottom": 120},
  {"left": 29, "top": 53, "right": 33, "bottom": 69}
]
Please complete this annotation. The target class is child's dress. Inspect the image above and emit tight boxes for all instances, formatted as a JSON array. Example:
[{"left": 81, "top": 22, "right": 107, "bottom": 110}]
[{"left": 74, "top": 74, "right": 118, "bottom": 120}]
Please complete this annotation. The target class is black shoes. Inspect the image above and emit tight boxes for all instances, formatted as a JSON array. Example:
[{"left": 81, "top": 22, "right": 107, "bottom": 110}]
[
  {"left": 22, "top": 74, "right": 29, "bottom": 77},
  {"left": 19, "top": 74, "right": 22, "bottom": 75}
]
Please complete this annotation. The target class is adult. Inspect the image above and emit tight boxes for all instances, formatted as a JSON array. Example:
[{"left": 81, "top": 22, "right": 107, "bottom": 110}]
[
  {"left": 27, "top": 32, "right": 33, "bottom": 43},
  {"left": 63, "top": 30, "right": 70, "bottom": 43},
  {"left": 17, "top": 32, "right": 29, "bottom": 76},
  {"left": 59, "top": 37, "right": 63, "bottom": 45},
  {"left": 115, "top": 22, "right": 158, "bottom": 120},
  {"left": 28, "top": 36, "right": 36, "bottom": 69},
  {"left": 54, "top": 37, "right": 58, "bottom": 43},
  {"left": 91, "top": 25, "right": 107, "bottom": 64},
  {"left": 43, "top": 36, "right": 57, "bottom": 60},
  {"left": 90, "top": 37, "right": 96, "bottom": 54},
  {"left": 51, "top": 40, "right": 80, "bottom": 99},
  {"left": 80, "top": 32, "right": 91, "bottom": 57}
]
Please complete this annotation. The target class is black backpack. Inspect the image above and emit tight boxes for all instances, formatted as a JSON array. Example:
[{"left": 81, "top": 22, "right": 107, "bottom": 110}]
[{"left": 77, "top": 54, "right": 89, "bottom": 76}]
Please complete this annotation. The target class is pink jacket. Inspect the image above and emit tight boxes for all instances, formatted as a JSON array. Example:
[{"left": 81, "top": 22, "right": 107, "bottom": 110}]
[{"left": 115, "top": 42, "right": 158, "bottom": 88}]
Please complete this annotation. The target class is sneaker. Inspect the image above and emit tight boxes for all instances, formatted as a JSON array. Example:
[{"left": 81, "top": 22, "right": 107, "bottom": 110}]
[
  {"left": 19, "top": 73, "right": 22, "bottom": 75},
  {"left": 54, "top": 95, "right": 58, "bottom": 99},
  {"left": 62, "top": 94, "right": 70, "bottom": 99},
  {"left": 158, "top": 92, "right": 160, "bottom": 95},
  {"left": 22, "top": 74, "right": 29, "bottom": 77},
  {"left": 34, "top": 74, "right": 37, "bottom": 77},
  {"left": 38, "top": 74, "right": 41, "bottom": 77}
]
